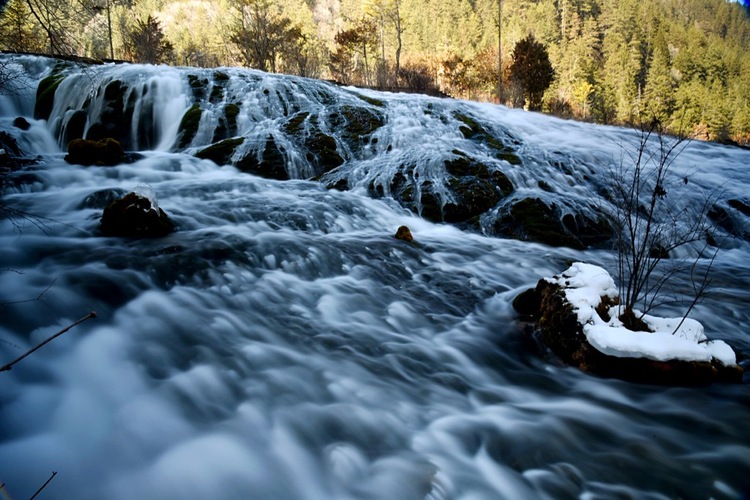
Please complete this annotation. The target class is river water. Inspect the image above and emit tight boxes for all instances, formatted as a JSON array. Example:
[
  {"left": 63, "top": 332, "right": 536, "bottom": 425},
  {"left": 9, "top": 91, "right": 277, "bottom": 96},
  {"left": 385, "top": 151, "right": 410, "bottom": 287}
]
[{"left": 1, "top": 56, "right": 749, "bottom": 499}]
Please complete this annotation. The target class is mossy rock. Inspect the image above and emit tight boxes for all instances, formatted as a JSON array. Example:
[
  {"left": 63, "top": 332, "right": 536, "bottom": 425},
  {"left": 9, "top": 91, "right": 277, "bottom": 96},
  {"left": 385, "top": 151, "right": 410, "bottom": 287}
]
[
  {"left": 329, "top": 105, "right": 385, "bottom": 151},
  {"left": 306, "top": 130, "right": 343, "bottom": 173},
  {"left": 453, "top": 111, "right": 522, "bottom": 165},
  {"left": 494, "top": 198, "right": 612, "bottom": 249},
  {"left": 85, "top": 80, "right": 133, "bottom": 148},
  {"left": 284, "top": 111, "right": 310, "bottom": 135},
  {"left": 100, "top": 192, "right": 175, "bottom": 238},
  {"left": 176, "top": 104, "right": 203, "bottom": 149},
  {"left": 353, "top": 93, "right": 385, "bottom": 107},
  {"left": 187, "top": 74, "right": 210, "bottom": 100},
  {"left": 196, "top": 137, "right": 245, "bottom": 165},
  {"left": 284, "top": 112, "right": 344, "bottom": 175},
  {"left": 212, "top": 103, "right": 240, "bottom": 142},
  {"left": 443, "top": 178, "right": 500, "bottom": 223},
  {"left": 65, "top": 138, "right": 125, "bottom": 166},
  {"left": 34, "top": 73, "right": 66, "bottom": 120},
  {"left": 236, "top": 136, "right": 288, "bottom": 180}
]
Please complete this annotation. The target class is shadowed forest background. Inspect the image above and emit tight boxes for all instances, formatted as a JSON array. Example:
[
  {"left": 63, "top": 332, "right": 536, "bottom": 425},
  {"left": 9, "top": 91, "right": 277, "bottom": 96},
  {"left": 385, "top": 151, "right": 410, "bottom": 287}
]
[{"left": 1, "top": 0, "right": 750, "bottom": 144}]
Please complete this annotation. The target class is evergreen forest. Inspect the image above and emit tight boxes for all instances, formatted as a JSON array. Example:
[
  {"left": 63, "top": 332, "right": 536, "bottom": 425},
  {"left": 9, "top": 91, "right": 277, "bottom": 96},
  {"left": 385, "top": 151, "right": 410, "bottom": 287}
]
[{"left": 2, "top": 0, "right": 750, "bottom": 144}]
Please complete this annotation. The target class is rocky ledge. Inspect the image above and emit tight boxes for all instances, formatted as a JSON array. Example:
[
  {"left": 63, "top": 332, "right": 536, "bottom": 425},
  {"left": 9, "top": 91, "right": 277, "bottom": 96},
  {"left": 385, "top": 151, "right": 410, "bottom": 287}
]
[{"left": 513, "top": 263, "right": 744, "bottom": 385}]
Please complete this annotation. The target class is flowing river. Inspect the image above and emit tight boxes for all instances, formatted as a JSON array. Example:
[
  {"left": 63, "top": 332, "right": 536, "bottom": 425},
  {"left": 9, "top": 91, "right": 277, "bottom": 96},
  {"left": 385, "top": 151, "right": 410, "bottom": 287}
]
[{"left": 1, "top": 56, "right": 749, "bottom": 499}]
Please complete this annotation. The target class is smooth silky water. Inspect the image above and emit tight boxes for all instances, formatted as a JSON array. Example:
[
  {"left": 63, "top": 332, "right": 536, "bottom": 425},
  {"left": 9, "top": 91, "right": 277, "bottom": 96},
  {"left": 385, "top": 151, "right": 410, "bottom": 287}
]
[{"left": 1, "top": 56, "right": 749, "bottom": 499}]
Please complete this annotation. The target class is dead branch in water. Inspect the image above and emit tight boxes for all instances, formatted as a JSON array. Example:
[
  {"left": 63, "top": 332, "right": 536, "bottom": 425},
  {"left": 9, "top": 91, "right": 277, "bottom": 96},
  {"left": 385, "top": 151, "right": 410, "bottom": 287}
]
[{"left": 0, "top": 312, "right": 96, "bottom": 372}]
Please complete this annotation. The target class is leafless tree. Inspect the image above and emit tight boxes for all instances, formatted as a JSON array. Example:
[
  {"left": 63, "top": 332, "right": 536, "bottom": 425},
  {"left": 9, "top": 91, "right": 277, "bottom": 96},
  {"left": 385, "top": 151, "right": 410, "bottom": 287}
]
[{"left": 611, "top": 120, "right": 718, "bottom": 331}]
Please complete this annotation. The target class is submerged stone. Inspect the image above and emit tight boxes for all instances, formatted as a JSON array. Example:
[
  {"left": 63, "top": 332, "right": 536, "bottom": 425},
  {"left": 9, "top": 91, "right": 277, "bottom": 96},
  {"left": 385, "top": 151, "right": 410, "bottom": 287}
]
[{"left": 100, "top": 192, "right": 175, "bottom": 238}]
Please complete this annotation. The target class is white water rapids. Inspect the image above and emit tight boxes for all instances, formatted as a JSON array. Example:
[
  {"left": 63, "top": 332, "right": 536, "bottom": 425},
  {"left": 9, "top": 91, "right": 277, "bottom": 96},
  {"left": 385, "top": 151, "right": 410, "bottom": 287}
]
[{"left": 1, "top": 56, "right": 749, "bottom": 499}]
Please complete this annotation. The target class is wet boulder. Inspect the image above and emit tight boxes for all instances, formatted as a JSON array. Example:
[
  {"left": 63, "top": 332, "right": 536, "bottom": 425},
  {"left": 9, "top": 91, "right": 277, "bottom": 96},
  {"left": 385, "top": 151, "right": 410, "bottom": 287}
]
[
  {"left": 34, "top": 72, "right": 66, "bottom": 120},
  {"left": 514, "top": 264, "right": 744, "bottom": 385},
  {"left": 236, "top": 136, "right": 288, "bottom": 180},
  {"left": 176, "top": 104, "right": 203, "bottom": 149},
  {"left": 65, "top": 138, "right": 125, "bottom": 166},
  {"left": 493, "top": 197, "right": 612, "bottom": 250},
  {"left": 13, "top": 117, "right": 30, "bottom": 130},
  {"left": 100, "top": 192, "right": 175, "bottom": 238},
  {"left": 196, "top": 137, "right": 245, "bottom": 165}
]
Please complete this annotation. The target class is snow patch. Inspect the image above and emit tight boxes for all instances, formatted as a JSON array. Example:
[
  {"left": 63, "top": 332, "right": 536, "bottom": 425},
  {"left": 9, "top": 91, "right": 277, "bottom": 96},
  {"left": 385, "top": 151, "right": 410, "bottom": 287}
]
[{"left": 549, "top": 263, "right": 737, "bottom": 366}]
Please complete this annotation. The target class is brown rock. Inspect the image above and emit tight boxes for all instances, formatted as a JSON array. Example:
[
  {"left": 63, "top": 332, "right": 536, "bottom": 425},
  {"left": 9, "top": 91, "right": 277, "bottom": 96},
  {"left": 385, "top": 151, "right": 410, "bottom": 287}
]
[
  {"left": 395, "top": 225, "right": 413, "bottom": 242},
  {"left": 66, "top": 138, "right": 125, "bottom": 166},
  {"left": 100, "top": 192, "right": 175, "bottom": 238}
]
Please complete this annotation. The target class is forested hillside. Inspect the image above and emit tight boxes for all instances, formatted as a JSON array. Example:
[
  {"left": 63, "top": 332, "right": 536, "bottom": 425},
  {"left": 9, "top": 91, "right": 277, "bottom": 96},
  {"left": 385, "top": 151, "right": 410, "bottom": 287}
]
[{"left": 1, "top": 0, "right": 749, "bottom": 143}]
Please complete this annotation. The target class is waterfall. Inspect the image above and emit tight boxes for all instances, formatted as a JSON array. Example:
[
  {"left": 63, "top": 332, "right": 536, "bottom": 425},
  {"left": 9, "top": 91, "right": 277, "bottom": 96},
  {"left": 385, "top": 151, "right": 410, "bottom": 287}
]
[{"left": 1, "top": 54, "right": 749, "bottom": 500}]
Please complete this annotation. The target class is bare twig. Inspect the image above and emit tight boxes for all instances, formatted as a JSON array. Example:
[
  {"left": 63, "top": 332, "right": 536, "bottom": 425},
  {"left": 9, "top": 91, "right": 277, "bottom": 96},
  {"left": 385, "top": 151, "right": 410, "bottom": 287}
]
[
  {"left": 0, "top": 312, "right": 96, "bottom": 372},
  {"left": 29, "top": 471, "right": 58, "bottom": 500},
  {"left": 1, "top": 279, "right": 56, "bottom": 307}
]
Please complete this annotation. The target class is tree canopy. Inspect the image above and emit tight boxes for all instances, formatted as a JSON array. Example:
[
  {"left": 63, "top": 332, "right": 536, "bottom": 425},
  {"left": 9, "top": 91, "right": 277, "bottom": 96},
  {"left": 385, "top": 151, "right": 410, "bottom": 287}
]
[{"left": 2, "top": 0, "right": 750, "bottom": 143}]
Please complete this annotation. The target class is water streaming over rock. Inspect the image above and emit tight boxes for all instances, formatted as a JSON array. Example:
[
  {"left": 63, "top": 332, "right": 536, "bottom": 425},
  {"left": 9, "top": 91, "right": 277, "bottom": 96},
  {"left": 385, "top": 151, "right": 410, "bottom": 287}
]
[{"left": 1, "top": 55, "right": 749, "bottom": 499}]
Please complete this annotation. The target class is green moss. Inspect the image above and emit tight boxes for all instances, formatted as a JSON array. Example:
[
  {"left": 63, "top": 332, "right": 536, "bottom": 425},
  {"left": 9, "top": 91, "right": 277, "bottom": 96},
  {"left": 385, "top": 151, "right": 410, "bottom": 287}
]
[
  {"left": 196, "top": 137, "right": 245, "bottom": 165},
  {"left": 212, "top": 103, "right": 240, "bottom": 142},
  {"left": 177, "top": 104, "right": 202, "bottom": 149},
  {"left": 356, "top": 93, "right": 385, "bottom": 107},
  {"left": 34, "top": 73, "right": 66, "bottom": 120}
]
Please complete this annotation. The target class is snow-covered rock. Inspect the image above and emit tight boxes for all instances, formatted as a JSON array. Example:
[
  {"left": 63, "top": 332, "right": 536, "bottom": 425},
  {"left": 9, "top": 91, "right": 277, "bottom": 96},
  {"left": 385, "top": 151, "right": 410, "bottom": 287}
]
[{"left": 513, "top": 263, "right": 743, "bottom": 385}]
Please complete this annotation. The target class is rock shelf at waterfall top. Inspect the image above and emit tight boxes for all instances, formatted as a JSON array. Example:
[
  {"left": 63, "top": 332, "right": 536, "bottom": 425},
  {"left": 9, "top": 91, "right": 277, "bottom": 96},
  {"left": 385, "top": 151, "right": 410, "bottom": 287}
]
[{"left": 514, "top": 263, "right": 744, "bottom": 385}]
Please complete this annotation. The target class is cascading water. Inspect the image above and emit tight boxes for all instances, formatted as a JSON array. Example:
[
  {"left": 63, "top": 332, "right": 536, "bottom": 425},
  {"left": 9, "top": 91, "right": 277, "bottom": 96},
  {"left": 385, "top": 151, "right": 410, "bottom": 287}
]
[{"left": 1, "top": 55, "right": 749, "bottom": 499}]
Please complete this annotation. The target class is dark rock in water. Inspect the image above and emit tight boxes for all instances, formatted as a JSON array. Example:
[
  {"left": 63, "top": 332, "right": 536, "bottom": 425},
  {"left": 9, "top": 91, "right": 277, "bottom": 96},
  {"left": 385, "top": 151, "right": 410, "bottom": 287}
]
[
  {"left": 708, "top": 202, "right": 750, "bottom": 242},
  {"left": 100, "top": 192, "right": 175, "bottom": 238},
  {"left": 236, "top": 136, "right": 288, "bottom": 180},
  {"left": 13, "top": 117, "right": 30, "bottom": 130},
  {"left": 64, "top": 110, "right": 88, "bottom": 144},
  {"left": 329, "top": 105, "right": 384, "bottom": 152},
  {"left": 85, "top": 80, "right": 133, "bottom": 148},
  {"left": 514, "top": 274, "right": 744, "bottom": 385},
  {"left": 453, "top": 111, "right": 522, "bottom": 165},
  {"left": 196, "top": 137, "right": 245, "bottom": 165},
  {"left": 395, "top": 226, "right": 413, "bottom": 242},
  {"left": 0, "top": 131, "right": 24, "bottom": 158},
  {"left": 283, "top": 112, "right": 344, "bottom": 175},
  {"left": 66, "top": 138, "right": 125, "bottom": 166},
  {"left": 212, "top": 104, "right": 240, "bottom": 143},
  {"left": 494, "top": 197, "right": 612, "bottom": 249},
  {"left": 381, "top": 151, "right": 515, "bottom": 225},
  {"left": 0, "top": 132, "right": 38, "bottom": 170}
]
